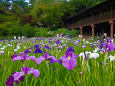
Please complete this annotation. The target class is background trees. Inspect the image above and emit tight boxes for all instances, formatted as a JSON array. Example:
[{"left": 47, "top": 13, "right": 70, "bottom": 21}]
[{"left": 0, "top": 0, "right": 106, "bottom": 37}]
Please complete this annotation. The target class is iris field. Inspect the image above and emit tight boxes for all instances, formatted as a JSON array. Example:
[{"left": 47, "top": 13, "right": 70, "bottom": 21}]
[{"left": 0, "top": 36, "right": 115, "bottom": 86}]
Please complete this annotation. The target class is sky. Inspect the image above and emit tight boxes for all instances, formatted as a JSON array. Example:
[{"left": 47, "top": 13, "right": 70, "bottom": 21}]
[{"left": 25, "top": 0, "right": 29, "bottom": 3}]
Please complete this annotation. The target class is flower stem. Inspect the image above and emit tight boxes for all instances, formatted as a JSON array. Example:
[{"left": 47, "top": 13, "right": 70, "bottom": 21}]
[
  {"left": 26, "top": 75, "right": 28, "bottom": 86},
  {"left": 46, "top": 61, "right": 50, "bottom": 86}
]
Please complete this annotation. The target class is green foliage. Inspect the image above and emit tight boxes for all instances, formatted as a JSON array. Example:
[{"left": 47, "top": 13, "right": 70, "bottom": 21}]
[
  {"left": 56, "top": 28, "right": 69, "bottom": 34},
  {"left": 22, "top": 24, "right": 34, "bottom": 37},
  {"left": 0, "top": 0, "right": 106, "bottom": 39},
  {"left": 0, "top": 21, "right": 18, "bottom": 36},
  {"left": 0, "top": 3, "right": 9, "bottom": 15},
  {"left": 11, "top": 0, "right": 28, "bottom": 7},
  {"left": 0, "top": 23, "right": 35, "bottom": 37},
  {"left": 0, "top": 37, "right": 114, "bottom": 86},
  {"left": 31, "top": 0, "right": 106, "bottom": 28},
  {"left": 64, "top": 29, "right": 80, "bottom": 37},
  {"left": 31, "top": 1, "right": 68, "bottom": 27},
  {"left": 34, "top": 27, "right": 51, "bottom": 37},
  {"left": 11, "top": 3, "right": 24, "bottom": 15},
  {"left": 10, "top": 24, "right": 35, "bottom": 37}
]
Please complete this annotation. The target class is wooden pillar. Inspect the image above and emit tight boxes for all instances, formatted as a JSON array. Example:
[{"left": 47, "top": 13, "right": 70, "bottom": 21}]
[
  {"left": 109, "top": 20, "right": 114, "bottom": 39},
  {"left": 91, "top": 24, "right": 95, "bottom": 37},
  {"left": 80, "top": 26, "right": 83, "bottom": 36}
]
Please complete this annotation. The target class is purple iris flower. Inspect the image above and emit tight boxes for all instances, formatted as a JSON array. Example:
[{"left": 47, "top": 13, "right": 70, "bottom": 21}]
[
  {"left": 26, "top": 56, "right": 36, "bottom": 61},
  {"left": 43, "top": 45, "right": 50, "bottom": 52},
  {"left": 55, "top": 40, "right": 60, "bottom": 45},
  {"left": 84, "top": 52, "right": 88, "bottom": 62},
  {"left": 24, "top": 49, "right": 31, "bottom": 54},
  {"left": 57, "top": 59, "right": 62, "bottom": 64},
  {"left": 99, "top": 44, "right": 104, "bottom": 51},
  {"left": 34, "top": 44, "right": 41, "bottom": 49},
  {"left": 67, "top": 47, "right": 75, "bottom": 52},
  {"left": 11, "top": 53, "right": 18, "bottom": 59},
  {"left": 104, "top": 38, "right": 115, "bottom": 52},
  {"left": 6, "top": 72, "right": 24, "bottom": 86},
  {"left": 81, "top": 45, "right": 86, "bottom": 48},
  {"left": 34, "top": 48, "right": 43, "bottom": 53},
  {"left": 92, "top": 45, "right": 94, "bottom": 48},
  {"left": 12, "top": 53, "right": 36, "bottom": 62},
  {"left": 12, "top": 53, "right": 28, "bottom": 61},
  {"left": 13, "top": 67, "right": 40, "bottom": 81},
  {"left": 36, "top": 53, "right": 57, "bottom": 65},
  {"left": 32, "top": 40, "right": 36, "bottom": 42},
  {"left": 63, "top": 58, "right": 77, "bottom": 70},
  {"left": 43, "top": 45, "right": 50, "bottom": 49},
  {"left": 99, "top": 38, "right": 115, "bottom": 52},
  {"left": 34, "top": 44, "right": 42, "bottom": 53},
  {"left": 61, "top": 51, "right": 78, "bottom": 60},
  {"left": 50, "top": 59, "right": 55, "bottom": 64},
  {"left": 49, "top": 40, "right": 52, "bottom": 44},
  {"left": 61, "top": 51, "right": 78, "bottom": 70}
]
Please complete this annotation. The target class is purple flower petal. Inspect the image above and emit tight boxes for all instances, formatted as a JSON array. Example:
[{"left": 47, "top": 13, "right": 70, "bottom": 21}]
[
  {"left": 84, "top": 52, "right": 88, "bottom": 62},
  {"left": 50, "top": 56, "right": 57, "bottom": 62},
  {"left": 19, "top": 76, "right": 24, "bottom": 82},
  {"left": 11, "top": 53, "right": 18, "bottom": 59},
  {"left": 27, "top": 67, "right": 40, "bottom": 78},
  {"left": 21, "top": 67, "right": 29, "bottom": 74},
  {"left": 67, "top": 47, "right": 75, "bottom": 52},
  {"left": 32, "top": 69, "right": 40, "bottom": 78},
  {"left": 36, "top": 57, "right": 44, "bottom": 65},
  {"left": 12, "top": 56, "right": 23, "bottom": 61},
  {"left": 26, "top": 56, "right": 36, "bottom": 62},
  {"left": 50, "top": 59, "right": 55, "bottom": 64},
  {"left": 13, "top": 72, "right": 24, "bottom": 81},
  {"left": 63, "top": 58, "right": 77, "bottom": 70},
  {"left": 31, "top": 56, "right": 36, "bottom": 61},
  {"left": 57, "top": 59, "right": 62, "bottom": 64}
]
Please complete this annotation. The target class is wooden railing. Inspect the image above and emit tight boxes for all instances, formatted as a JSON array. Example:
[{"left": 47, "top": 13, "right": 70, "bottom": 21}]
[{"left": 70, "top": 8, "right": 115, "bottom": 29}]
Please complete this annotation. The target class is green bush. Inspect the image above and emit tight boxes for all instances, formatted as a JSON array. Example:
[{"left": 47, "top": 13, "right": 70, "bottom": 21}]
[
  {"left": 56, "top": 28, "right": 69, "bottom": 35},
  {"left": 10, "top": 25, "right": 23, "bottom": 36},
  {"left": 0, "top": 22, "right": 15, "bottom": 36},
  {"left": 0, "top": 22, "right": 79, "bottom": 38},
  {"left": 64, "top": 30, "right": 80, "bottom": 37},
  {"left": 34, "top": 27, "right": 50, "bottom": 37},
  {"left": 10, "top": 24, "right": 35, "bottom": 37},
  {"left": 22, "top": 24, "right": 34, "bottom": 37}
]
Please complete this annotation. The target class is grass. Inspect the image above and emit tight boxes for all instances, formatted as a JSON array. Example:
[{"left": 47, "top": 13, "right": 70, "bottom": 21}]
[{"left": 0, "top": 37, "right": 115, "bottom": 86}]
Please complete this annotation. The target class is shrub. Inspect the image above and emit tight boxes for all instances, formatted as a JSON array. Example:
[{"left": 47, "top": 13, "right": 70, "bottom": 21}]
[
  {"left": 22, "top": 24, "right": 34, "bottom": 37},
  {"left": 9, "top": 24, "right": 34, "bottom": 37},
  {"left": 64, "top": 30, "right": 80, "bottom": 37},
  {"left": 56, "top": 28, "right": 69, "bottom": 35},
  {"left": 34, "top": 27, "right": 50, "bottom": 37}
]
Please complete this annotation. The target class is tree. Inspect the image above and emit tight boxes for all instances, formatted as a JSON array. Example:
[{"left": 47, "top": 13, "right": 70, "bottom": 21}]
[
  {"left": 11, "top": 3, "right": 24, "bottom": 14},
  {"left": 31, "top": 0, "right": 69, "bottom": 27},
  {"left": 11, "top": 0, "right": 28, "bottom": 8}
]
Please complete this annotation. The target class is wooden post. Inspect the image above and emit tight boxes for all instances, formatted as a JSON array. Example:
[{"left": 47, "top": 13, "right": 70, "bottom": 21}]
[
  {"left": 91, "top": 24, "right": 95, "bottom": 37},
  {"left": 109, "top": 20, "right": 114, "bottom": 39},
  {"left": 80, "top": 26, "right": 83, "bottom": 36}
]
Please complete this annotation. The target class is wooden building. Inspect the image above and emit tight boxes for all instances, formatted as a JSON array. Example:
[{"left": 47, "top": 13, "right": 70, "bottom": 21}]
[{"left": 64, "top": 0, "right": 115, "bottom": 39}]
